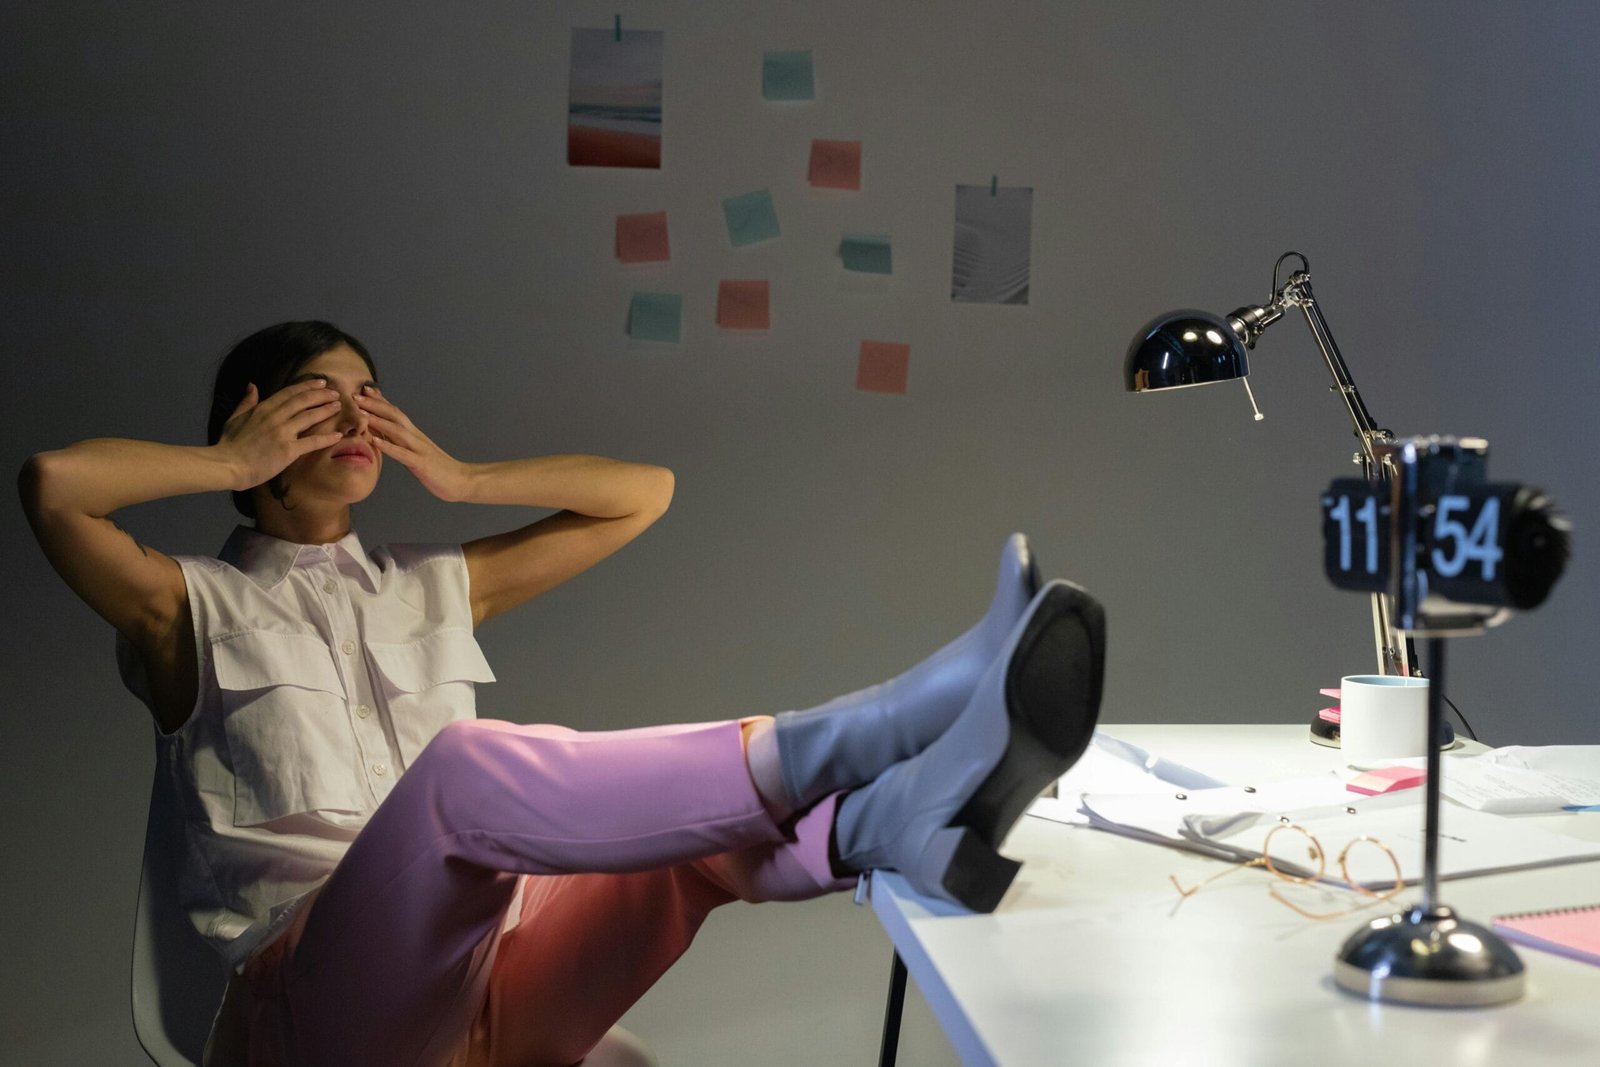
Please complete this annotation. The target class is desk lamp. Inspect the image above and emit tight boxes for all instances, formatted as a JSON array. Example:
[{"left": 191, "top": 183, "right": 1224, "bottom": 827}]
[
  {"left": 1125, "top": 257, "right": 1572, "bottom": 1007},
  {"left": 1124, "top": 252, "right": 1413, "bottom": 747}
]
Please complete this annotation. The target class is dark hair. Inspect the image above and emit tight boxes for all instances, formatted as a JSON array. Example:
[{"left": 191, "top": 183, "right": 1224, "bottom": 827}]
[{"left": 208, "top": 321, "right": 377, "bottom": 519}]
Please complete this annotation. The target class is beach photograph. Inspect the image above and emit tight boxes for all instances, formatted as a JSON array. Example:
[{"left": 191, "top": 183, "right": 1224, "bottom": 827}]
[{"left": 568, "top": 27, "right": 663, "bottom": 169}]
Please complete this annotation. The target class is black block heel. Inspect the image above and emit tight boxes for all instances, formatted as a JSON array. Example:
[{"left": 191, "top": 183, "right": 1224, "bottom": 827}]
[{"left": 926, "top": 825, "right": 1025, "bottom": 913}]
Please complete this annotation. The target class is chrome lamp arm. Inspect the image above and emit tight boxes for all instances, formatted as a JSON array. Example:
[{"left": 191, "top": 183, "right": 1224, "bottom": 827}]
[
  {"left": 1225, "top": 254, "right": 1412, "bottom": 675},
  {"left": 1228, "top": 254, "right": 1391, "bottom": 468}
]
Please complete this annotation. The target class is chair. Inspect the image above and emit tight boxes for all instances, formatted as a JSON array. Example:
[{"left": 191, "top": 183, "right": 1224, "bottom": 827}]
[
  {"left": 131, "top": 767, "right": 230, "bottom": 1066},
  {"left": 132, "top": 769, "right": 656, "bottom": 1067}
]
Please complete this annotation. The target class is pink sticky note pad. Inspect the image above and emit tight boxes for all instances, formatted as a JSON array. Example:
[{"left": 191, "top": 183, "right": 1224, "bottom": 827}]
[
  {"left": 1347, "top": 766, "right": 1428, "bottom": 796},
  {"left": 717, "top": 280, "right": 770, "bottom": 330},
  {"left": 616, "top": 211, "right": 670, "bottom": 263},
  {"left": 856, "top": 341, "right": 910, "bottom": 394},
  {"left": 1319, "top": 706, "right": 1341, "bottom": 724},
  {"left": 809, "top": 139, "right": 862, "bottom": 190}
]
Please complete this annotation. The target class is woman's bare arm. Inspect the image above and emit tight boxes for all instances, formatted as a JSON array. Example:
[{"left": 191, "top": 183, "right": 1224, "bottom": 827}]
[
  {"left": 21, "top": 439, "right": 235, "bottom": 644},
  {"left": 454, "top": 455, "right": 675, "bottom": 628},
  {"left": 354, "top": 389, "right": 673, "bottom": 627},
  {"left": 19, "top": 379, "right": 344, "bottom": 645}
]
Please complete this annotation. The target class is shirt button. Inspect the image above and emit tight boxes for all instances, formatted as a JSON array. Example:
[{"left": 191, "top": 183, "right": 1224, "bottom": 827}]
[
  {"left": 356, "top": 703, "right": 371, "bottom": 719},
  {"left": 341, "top": 639, "right": 355, "bottom": 655},
  {"left": 372, "top": 762, "right": 388, "bottom": 776},
  {"left": 323, "top": 579, "right": 338, "bottom": 594}
]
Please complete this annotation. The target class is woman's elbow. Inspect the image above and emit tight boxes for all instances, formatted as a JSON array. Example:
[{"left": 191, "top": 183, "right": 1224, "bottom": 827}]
[
  {"left": 18, "top": 451, "right": 60, "bottom": 520},
  {"left": 648, "top": 465, "right": 675, "bottom": 517}
]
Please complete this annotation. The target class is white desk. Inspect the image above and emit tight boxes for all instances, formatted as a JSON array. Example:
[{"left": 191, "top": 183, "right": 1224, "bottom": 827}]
[{"left": 869, "top": 724, "right": 1600, "bottom": 1066}]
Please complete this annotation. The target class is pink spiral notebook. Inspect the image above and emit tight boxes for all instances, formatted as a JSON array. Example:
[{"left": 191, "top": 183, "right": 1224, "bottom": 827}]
[{"left": 1493, "top": 904, "right": 1600, "bottom": 966}]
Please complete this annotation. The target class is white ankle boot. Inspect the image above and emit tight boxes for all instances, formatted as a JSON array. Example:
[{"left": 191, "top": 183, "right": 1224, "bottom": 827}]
[
  {"left": 772, "top": 534, "right": 1040, "bottom": 810},
  {"left": 832, "top": 580, "right": 1105, "bottom": 912}
]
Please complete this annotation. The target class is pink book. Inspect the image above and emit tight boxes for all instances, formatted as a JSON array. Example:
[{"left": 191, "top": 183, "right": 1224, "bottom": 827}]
[{"left": 1493, "top": 904, "right": 1600, "bottom": 966}]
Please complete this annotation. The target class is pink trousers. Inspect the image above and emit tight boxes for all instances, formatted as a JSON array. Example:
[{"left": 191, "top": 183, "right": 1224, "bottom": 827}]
[{"left": 231, "top": 718, "right": 851, "bottom": 1067}]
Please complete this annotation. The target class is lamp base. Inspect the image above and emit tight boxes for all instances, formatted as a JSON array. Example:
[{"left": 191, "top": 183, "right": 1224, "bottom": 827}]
[
  {"left": 1308, "top": 713, "right": 1340, "bottom": 748},
  {"left": 1333, "top": 904, "right": 1525, "bottom": 1007},
  {"left": 1306, "top": 713, "right": 1455, "bottom": 749}
]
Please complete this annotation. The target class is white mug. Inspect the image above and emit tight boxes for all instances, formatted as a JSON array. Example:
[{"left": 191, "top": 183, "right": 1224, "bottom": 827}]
[{"left": 1340, "top": 675, "right": 1429, "bottom": 765}]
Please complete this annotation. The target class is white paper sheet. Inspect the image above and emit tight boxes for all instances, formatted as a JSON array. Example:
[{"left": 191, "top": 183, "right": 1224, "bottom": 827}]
[
  {"left": 1442, "top": 748, "right": 1600, "bottom": 813},
  {"left": 1078, "top": 774, "right": 1360, "bottom": 856},
  {"left": 1082, "top": 771, "right": 1600, "bottom": 887},
  {"left": 1026, "top": 731, "right": 1227, "bottom": 825},
  {"left": 1030, "top": 735, "right": 1600, "bottom": 885},
  {"left": 1198, "top": 797, "right": 1600, "bottom": 888}
]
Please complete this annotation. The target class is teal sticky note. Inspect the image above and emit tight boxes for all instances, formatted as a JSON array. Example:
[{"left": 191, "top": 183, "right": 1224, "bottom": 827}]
[
  {"left": 841, "top": 234, "right": 893, "bottom": 274},
  {"left": 763, "top": 50, "right": 815, "bottom": 101},
  {"left": 628, "top": 292, "right": 682, "bottom": 343},
  {"left": 722, "top": 189, "right": 780, "bottom": 247}
]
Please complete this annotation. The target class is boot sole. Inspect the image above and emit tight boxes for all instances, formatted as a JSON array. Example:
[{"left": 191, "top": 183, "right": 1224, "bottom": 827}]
[{"left": 940, "top": 583, "right": 1105, "bottom": 911}]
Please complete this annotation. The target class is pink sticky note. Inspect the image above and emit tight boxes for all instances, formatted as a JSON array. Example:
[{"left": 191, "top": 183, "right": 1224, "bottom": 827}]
[
  {"left": 616, "top": 211, "right": 670, "bottom": 263},
  {"left": 1319, "top": 707, "right": 1341, "bottom": 724},
  {"left": 809, "top": 139, "right": 862, "bottom": 190},
  {"left": 1347, "top": 766, "right": 1428, "bottom": 796},
  {"left": 856, "top": 341, "right": 909, "bottom": 394},
  {"left": 1321, "top": 688, "right": 1342, "bottom": 699},
  {"left": 717, "top": 280, "right": 770, "bottom": 330}
]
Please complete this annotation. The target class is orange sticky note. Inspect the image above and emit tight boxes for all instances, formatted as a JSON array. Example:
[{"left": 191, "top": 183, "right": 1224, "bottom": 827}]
[
  {"left": 809, "top": 139, "right": 862, "bottom": 190},
  {"left": 616, "top": 211, "right": 670, "bottom": 263},
  {"left": 856, "top": 341, "right": 909, "bottom": 394},
  {"left": 717, "top": 280, "right": 770, "bottom": 330}
]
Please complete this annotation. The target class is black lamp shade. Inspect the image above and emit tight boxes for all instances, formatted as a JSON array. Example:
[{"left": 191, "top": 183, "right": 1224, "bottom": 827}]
[{"left": 1125, "top": 310, "right": 1250, "bottom": 392}]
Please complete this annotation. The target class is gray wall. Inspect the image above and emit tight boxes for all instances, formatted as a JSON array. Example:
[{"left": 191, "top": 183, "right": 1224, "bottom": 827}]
[{"left": 4, "top": 2, "right": 1597, "bottom": 1063}]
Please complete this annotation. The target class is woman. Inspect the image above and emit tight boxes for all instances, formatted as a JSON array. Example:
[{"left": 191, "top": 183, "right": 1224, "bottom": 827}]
[{"left": 19, "top": 321, "right": 1105, "bottom": 1067}]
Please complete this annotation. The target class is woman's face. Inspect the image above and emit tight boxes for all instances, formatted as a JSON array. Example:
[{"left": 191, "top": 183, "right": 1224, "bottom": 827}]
[{"left": 271, "top": 344, "right": 383, "bottom": 508}]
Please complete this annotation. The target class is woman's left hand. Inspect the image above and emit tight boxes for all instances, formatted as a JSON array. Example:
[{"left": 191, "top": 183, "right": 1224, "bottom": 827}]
[{"left": 356, "top": 388, "right": 473, "bottom": 502}]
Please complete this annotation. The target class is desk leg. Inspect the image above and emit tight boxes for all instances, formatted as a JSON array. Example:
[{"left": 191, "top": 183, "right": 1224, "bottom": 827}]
[{"left": 877, "top": 950, "right": 908, "bottom": 1067}]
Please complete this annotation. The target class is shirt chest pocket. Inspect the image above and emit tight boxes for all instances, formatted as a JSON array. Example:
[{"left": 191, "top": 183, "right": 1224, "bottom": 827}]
[
  {"left": 365, "top": 627, "right": 496, "bottom": 768},
  {"left": 213, "top": 630, "right": 369, "bottom": 827}
]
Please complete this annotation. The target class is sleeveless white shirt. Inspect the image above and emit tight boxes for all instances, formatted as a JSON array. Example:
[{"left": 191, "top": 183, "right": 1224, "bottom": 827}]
[{"left": 116, "top": 526, "right": 496, "bottom": 969}]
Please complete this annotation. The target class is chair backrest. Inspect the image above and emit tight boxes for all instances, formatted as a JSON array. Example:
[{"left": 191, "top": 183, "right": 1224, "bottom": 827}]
[
  {"left": 585, "top": 1026, "right": 658, "bottom": 1067},
  {"left": 132, "top": 767, "right": 229, "bottom": 1066}
]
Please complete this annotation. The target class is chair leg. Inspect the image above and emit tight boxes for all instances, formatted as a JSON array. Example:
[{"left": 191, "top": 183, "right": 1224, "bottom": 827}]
[{"left": 876, "top": 951, "right": 908, "bottom": 1067}]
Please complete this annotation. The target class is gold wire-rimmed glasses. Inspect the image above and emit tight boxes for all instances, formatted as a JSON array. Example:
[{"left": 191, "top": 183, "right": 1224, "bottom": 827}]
[{"left": 1169, "top": 820, "right": 1406, "bottom": 920}]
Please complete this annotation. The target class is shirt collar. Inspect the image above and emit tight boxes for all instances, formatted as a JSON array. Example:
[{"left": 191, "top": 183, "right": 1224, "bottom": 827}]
[{"left": 219, "top": 525, "right": 382, "bottom": 592}]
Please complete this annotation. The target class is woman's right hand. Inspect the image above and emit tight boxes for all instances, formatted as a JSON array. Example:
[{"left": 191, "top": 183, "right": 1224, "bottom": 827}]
[{"left": 215, "top": 379, "right": 345, "bottom": 489}]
